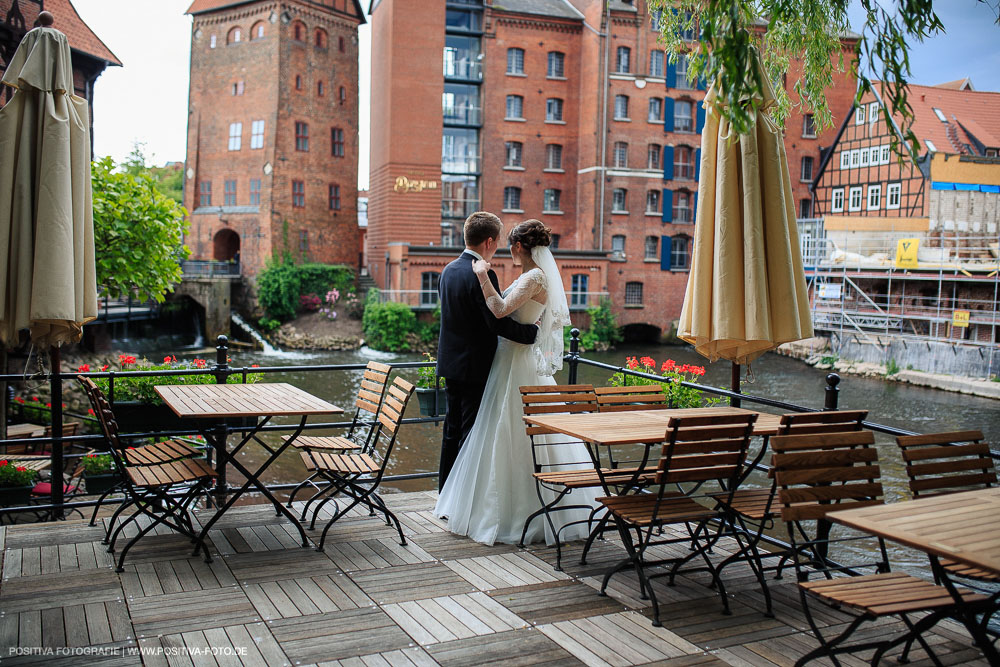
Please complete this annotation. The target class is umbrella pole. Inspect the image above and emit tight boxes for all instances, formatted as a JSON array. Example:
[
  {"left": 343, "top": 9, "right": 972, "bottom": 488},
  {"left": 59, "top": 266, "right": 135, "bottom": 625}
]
[
  {"left": 49, "top": 346, "right": 64, "bottom": 519},
  {"left": 1, "top": 349, "right": 6, "bottom": 441},
  {"left": 730, "top": 362, "right": 741, "bottom": 408}
]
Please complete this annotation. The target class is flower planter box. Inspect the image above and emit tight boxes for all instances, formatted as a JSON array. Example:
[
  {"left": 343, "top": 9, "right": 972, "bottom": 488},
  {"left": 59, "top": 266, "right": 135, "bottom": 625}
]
[
  {"left": 416, "top": 387, "right": 448, "bottom": 417},
  {"left": 0, "top": 485, "right": 33, "bottom": 507},
  {"left": 84, "top": 472, "right": 123, "bottom": 495},
  {"left": 111, "top": 402, "right": 257, "bottom": 434}
]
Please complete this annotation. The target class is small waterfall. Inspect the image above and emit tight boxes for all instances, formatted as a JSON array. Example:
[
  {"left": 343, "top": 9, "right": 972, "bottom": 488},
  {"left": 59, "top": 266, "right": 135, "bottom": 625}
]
[
  {"left": 191, "top": 310, "right": 205, "bottom": 348},
  {"left": 231, "top": 312, "right": 280, "bottom": 354}
]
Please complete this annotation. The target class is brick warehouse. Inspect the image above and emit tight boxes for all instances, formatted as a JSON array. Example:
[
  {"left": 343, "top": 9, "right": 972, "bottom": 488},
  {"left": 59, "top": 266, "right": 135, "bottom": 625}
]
[
  {"left": 183, "top": 0, "right": 364, "bottom": 278},
  {"left": 367, "top": 0, "right": 858, "bottom": 338}
]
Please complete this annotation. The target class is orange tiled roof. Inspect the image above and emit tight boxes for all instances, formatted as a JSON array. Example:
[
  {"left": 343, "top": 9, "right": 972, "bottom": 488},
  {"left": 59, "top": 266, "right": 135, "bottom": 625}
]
[
  {"left": 0, "top": 0, "right": 121, "bottom": 65},
  {"left": 933, "top": 78, "right": 974, "bottom": 91}
]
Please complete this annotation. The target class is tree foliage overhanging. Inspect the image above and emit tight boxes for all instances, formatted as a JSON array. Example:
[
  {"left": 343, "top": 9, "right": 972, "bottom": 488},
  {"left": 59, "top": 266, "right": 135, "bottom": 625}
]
[{"left": 650, "top": 0, "right": 999, "bottom": 158}]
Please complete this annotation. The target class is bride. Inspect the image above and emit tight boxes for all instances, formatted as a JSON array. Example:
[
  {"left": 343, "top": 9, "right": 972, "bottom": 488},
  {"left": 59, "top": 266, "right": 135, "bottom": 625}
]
[{"left": 434, "top": 219, "right": 600, "bottom": 546}]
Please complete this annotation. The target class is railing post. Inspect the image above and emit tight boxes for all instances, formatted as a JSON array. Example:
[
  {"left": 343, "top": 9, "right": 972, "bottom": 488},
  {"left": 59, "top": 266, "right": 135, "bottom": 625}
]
[
  {"left": 824, "top": 373, "right": 841, "bottom": 410},
  {"left": 213, "top": 335, "right": 230, "bottom": 384},
  {"left": 567, "top": 328, "right": 581, "bottom": 385}
]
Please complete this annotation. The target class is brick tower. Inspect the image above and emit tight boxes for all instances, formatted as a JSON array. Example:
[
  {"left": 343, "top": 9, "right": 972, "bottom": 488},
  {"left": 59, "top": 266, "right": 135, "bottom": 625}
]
[{"left": 183, "top": 0, "right": 364, "bottom": 278}]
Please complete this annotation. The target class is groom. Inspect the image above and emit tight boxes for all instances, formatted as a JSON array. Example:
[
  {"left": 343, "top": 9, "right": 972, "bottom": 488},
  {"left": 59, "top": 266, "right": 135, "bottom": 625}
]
[{"left": 436, "top": 212, "right": 538, "bottom": 490}]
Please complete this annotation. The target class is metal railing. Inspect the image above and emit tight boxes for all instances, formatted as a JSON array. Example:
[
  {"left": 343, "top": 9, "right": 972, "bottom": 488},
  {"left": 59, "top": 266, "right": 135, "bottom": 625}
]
[
  {"left": 181, "top": 260, "right": 241, "bottom": 278},
  {"left": 378, "top": 289, "right": 440, "bottom": 309},
  {"left": 569, "top": 292, "right": 611, "bottom": 311},
  {"left": 443, "top": 106, "right": 482, "bottom": 126}
]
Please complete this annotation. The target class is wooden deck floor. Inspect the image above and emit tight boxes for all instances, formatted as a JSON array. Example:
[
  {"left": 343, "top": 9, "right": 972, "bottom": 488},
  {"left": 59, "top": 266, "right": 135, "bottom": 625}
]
[{"left": 0, "top": 491, "right": 990, "bottom": 666}]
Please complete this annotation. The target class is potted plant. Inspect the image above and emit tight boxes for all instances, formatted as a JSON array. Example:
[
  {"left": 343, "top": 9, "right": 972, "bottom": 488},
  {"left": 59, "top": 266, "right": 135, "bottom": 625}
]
[
  {"left": 0, "top": 460, "right": 39, "bottom": 507},
  {"left": 608, "top": 356, "right": 722, "bottom": 408},
  {"left": 415, "top": 353, "right": 447, "bottom": 417},
  {"left": 81, "top": 453, "right": 122, "bottom": 495}
]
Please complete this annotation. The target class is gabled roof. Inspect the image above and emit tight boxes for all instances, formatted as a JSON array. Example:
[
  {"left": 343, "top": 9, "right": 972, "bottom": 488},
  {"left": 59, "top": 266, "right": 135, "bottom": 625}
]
[
  {"left": 933, "top": 78, "right": 974, "bottom": 91},
  {"left": 0, "top": 0, "right": 121, "bottom": 66},
  {"left": 187, "top": 0, "right": 366, "bottom": 24},
  {"left": 491, "top": 0, "right": 583, "bottom": 21}
]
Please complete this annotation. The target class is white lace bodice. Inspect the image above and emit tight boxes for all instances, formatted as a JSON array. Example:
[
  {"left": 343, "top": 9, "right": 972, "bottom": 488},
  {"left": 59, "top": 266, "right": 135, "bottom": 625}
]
[{"left": 486, "top": 268, "right": 546, "bottom": 325}]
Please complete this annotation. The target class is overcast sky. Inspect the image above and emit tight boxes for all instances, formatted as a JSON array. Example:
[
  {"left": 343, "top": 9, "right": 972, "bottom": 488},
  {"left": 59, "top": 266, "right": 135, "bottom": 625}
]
[{"left": 72, "top": 1, "right": 999, "bottom": 190}]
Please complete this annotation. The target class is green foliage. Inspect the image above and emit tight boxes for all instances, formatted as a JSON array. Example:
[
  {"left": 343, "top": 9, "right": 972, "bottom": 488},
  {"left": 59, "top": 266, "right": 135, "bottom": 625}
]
[
  {"left": 0, "top": 460, "right": 38, "bottom": 487},
  {"left": 885, "top": 358, "right": 900, "bottom": 376},
  {"left": 416, "top": 306, "right": 441, "bottom": 345},
  {"left": 93, "top": 357, "right": 263, "bottom": 405},
  {"left": 651, "top": 0, "right": 950, "bottom": 158},
  {"left": 608, "top": 356, "right": 720, "bottom": 409},
  {"left": 566, "top": 297, "right": 623, "bottom": 352},
  {"left": 257, "top": 258, "right": 355, "bottom": 322},
  {"left": 258, "top": 317, "right": 281, "bottom": 333},
  {"left": 415, "top": 353, "right": 445, "bottom": 389},
  {"left": 820, "top": 354, "right": 839, "bottom": 365},
  {"left": 362, "top": 290, "right": 418, "bottom": 352},
  {"left": 122, "top": 143, "right": 183, "bottom": 203},
  {"left": 81, "top": 453, "right": 115, "bottom": 475},
  {"left": 91, "top": 156, "right": 190, "bottom": 303}
]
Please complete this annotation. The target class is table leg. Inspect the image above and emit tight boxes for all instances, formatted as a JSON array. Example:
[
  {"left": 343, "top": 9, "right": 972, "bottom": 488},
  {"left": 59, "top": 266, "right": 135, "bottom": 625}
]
[
  {"left": 214, "top": 422, "right": 228, "bottom": 500},
  {"left": 930, "top": 555, "right": 1000, "bottom": 663}
]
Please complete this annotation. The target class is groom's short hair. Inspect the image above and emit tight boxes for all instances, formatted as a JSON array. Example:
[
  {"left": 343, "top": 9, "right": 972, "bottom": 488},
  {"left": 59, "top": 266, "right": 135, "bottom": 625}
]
[{"left": 464, "top": 212, "right": 502, "bottom": 247}]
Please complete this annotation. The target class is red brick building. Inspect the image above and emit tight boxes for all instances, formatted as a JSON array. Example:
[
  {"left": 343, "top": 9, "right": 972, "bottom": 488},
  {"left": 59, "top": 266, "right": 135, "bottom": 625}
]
[
  {"left": 367, "top": 0, "right": 857, "bottom": 338},
  {"left": 183, "top": 0, "right": 364, "bottom": 278}
]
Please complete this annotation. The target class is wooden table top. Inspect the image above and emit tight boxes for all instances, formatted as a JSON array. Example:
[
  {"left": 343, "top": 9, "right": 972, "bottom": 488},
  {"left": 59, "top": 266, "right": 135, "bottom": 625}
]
[
  {"left": 5, "top": 455, "right": 50, "bottom": 472},
  {"left": 155, "top": 383, "right": 343, "bottom": 419},
  {"left": 523, "top": 407, "right": 783, "bottom": 445},
  {"left": 830, "top": 487, "right": 1000, "bottom": 577},
  {"left": 6, "top": 423, "right": 45, "bottom": 439}
]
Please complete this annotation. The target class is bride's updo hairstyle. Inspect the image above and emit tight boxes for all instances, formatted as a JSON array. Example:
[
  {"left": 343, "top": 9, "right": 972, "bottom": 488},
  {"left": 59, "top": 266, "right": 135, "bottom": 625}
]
[{"left": 507, "top": 219, "right": 552, "bottom": 251}]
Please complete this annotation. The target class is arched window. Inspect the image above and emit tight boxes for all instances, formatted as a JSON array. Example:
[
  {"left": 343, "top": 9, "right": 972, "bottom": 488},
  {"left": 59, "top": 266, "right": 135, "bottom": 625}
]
[
  {"left": 674, "top": 100, "right": 693, "bottom": 132},
  {"left": 613, "top": 142, "right": 628, "bottom": 168},
  {"left": 503, "top": 187, "right": 522, "bottom": 211},
  {"left": 673, "top": 190, "right": 693, "bottom": 223},
  {"left": 251, "top": 21, "right": 265, "bottom": 39},
  {"left": 339, "top": 86, "right": 347, "bottom": 105},
  {"left": 615, "top": 46, "right": 631, "bottom": 73},
  {"left": 507, "top": 48, "right": 525, "bottom": 74},
  {"left": 674, "top": 145, "right": 694, "bottom": 180},
  {"left": 421, "top": 272, "right": 440, "bottom": 306},
  {"left": 292, "top": 21, "right": 305, "bottom": 42},
  {"left": 339, "top": 36, "right": 345, "bottom": 52},
  {"left": 671, "top": 235, "right": 691, "bottom": 270},
  {"left": 645, "top": 236, "right": 658, "bottom": 260},
  {"left": 315, "top": 28, "right": 327, "bottom": 48},
  {"left": 227, "top": 27, "right": 242, "bottom": 44},
  {"left": 295, "top": 75, "right": 302, "bottom": 90},
  {"left": 317, "top": 80, "right": 325, "bottom": 96}
]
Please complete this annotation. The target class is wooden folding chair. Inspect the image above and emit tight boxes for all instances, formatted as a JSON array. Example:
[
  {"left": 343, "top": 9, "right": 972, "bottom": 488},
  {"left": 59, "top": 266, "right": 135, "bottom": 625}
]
[
  {"left": 772, "top": 430, "right": 986, "bottom": 666},
  {"left": 286, "top": 361, "right": 392, "bottom": 515},
  {"left": 711, "top": 409, "right": 868, "bottom": 615},
  {"left": 594, "top": 385, "right": 668, "bottom": 412},
  {"left": 597, "top": 413, "right": 757, "bottom": 625},
  {"left": 79, "top": 378, "right": 217, "bottom": 571},
  {"left": 303, "top": 376, "right": 415, "bottom": 551}
]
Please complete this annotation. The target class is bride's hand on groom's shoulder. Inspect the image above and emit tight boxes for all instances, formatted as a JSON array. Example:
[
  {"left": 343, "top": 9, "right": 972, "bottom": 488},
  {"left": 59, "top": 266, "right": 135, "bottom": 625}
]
[{"left": 472, "top": 259, "right": 491, "bottom": 277}]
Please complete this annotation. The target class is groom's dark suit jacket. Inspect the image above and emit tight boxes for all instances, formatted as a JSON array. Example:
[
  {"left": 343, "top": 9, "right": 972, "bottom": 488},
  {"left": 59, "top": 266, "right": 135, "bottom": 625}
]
[{"left": 437, "top": 251, "right": 537, "bottom": 382}]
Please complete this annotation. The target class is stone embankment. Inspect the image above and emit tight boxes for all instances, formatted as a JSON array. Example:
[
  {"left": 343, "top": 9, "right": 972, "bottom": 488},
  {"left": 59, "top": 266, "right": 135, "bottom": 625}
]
[
  {"left": 270, "top": 325, "right": 362, "bottom": 351},
  {"left": 778, "top": 337, "right": 1000, "bottom": 401}
]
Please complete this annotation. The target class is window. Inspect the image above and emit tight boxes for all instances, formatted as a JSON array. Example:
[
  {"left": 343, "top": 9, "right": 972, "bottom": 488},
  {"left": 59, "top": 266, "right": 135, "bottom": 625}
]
[
  {"left": 880, "top": 144, "right": 891, "bottom": 164},
  {"left": 249, "top": 179, "right": 261, "bottom": 206},
  {"left": 338, "top": 36, "right": 345, "bottom": 52},
  {"left": 614, "top": 95, "right": 629, "bottom": 120},
  {"left": 295, "top": 75, "right": 302, "bottom": 90},
  {"left": 228, "top": 122, "right": 242, "bottom": 150},
  {"left": 546, "top": 144, "right": 563, "bottom": 170},
  {"left": 503, "top": 186, "right": 522, "bottom": 211},
  {"left": 646, "top": 190, "right": 660, "bottom": 214},
  {"left": 866, "top": 184, "right": 881, "bottom": 211},
  {"left": 546, "top": 98, "right": 564, "bottom": 122},
  {"left": 625, "top": 282, "right": 644, "bottom": 305},
  {"left": 670, "top": 237, "right": 690, "bottom": 270},
  {"left": 227, "top": 27, "right": 241, "bottom": 44},
  {"left": 232, "top": 80, "right": 244, "bottom": 96},
  {"left": 505, "top": 95, "right": 523, "bottom": 119},
  {"left": 868, "top": 101, "right": 879, "bottom": 123},
  {"left": 869, "top": 146, "right": 880, "bottom": 165},
  {"left": 612, "top": 189, "right": 627, "bottom": 213},
  {"left": 674, "top": 100, "right": 693, "bottom": 132},
  {"left": 210, "top": 34, "right": 217, "bottom": 48},
  {"left": 252, "top": 22, "right": 264, "bottom": 39},
  {"left": 339, "top": 86, "right": 346, "bottom": 105},
  {"left": 611, "top": 235, "right": 626, "bottom": 254},
  {"left": 649, "top": 50, "right": 664, "bottom": 78},
  {"left": 295, "top": 122, "right": 309, "bottom": 151},
  {"left": 292, "top": 180, "right": 305, "bottom": 208},
  {"left": 839, "top": 151, "right": 850, "bottom": 170},
  {"left": 803, "top": 114, "right": 816, "bottom": 138},
  {"left": 855, "top": 106, "right": 865, "bottom": 124},
  {"left": 648, "top": 97, "right": 663, "bottom": 122},
  {"left": 799, "top": 198, "right": 812, "bottom": 219},
  {"left": 421, "top": 272, "right": 440, "bottom": 306},
  {"left": 551, "top": 234, "right": 560, "bottom": 249},
  {"left": 831, "top": 188, "right": 844, "bottom": 212},
  {"left": 547, "top": 51, "right": 565, "bottom": 78},
  {"left": 673, "top": 190, "right": 692, "bottom": 222},
  {"left": 886, "top": 182, "right": 901, "bottom": 209},
  {"left": 570, "top": 274, "right": 589, "bottom": 307},
  {"left": 507, "top": 47, "right": 524, "bottom": 74},
  {"left": 299, "top": 230, "right": 308, "bottom": 255},
  {"left": 331, "top": 127, "right": 344, "bottom": 156},
  {"left": 224, "top": 179, "right": 237, "bottom": 206},
  {"left": 925, "top": 139, "right": 937, "bottom": 152},
  {"left": 314, "top": 28, "right": 326, "bottom": 48},
  {"left": 505, "top": 141, "right": 522, "bottom": 168},
  {"left": 328, "top": 184, "right": 341, "bottom": 210},
  {"left": 199, "top": 181, "right": 211, "bottom": 206},
  {"left": 615, "top": 46, "right": 631, "bottom": 73},
  {"left": 675, "top": 146, "right": 693, "bottom": 179},
  {"left": 800, "top": 156, "right": 813, "bottom": 182},
  {"left": 859, "top": 148, "right": 869, "bottom": 167},
  {"left": 249, "top": 120, "right": 264, "bottom": 149},
  {"left": 675, "top": 54, "right": 692, "bottom": 89},
  {"left": 543, "top": 189, "right": 561, "bottom": 212},
  {"left": 645, "top": 236, "right": 658, "bottom": 259},
  {"left": 317, "top": 80, "right": 324, "bottom": 96},
  {"left": 613, "top": 142, "right": 628, "bottom": 168},
  {"left": 293, "top": 22, "right": 304, "bottom": 42},
  {"left": 848, "top": 186, "right": 863, "bottom": 211},
  {"left": 647, "top": 144, "right": 661, "bottom": 170},
  {"left": 650, "top": 8, "right": 662, "bottom": 31}
]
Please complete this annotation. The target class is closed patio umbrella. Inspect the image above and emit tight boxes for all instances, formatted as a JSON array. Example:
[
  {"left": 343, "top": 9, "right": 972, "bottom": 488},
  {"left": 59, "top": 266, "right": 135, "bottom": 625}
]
[{"left": 678, "top": 49, "right": 812, "bottom": 366}]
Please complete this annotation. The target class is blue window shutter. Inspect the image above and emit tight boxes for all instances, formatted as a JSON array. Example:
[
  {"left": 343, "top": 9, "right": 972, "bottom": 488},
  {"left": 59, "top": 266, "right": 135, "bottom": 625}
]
[
  {"left": 697, "top": 75, "right": 707, "bottom": 91},
  {"left": 660, "top": 236, "right": 672, "bottom": 271},
  {"left": 696, "top": 103, "right": 706, "bottom": 133},
  {"left": 666, "top": 61, "right": 676, "bottom": 88},
  {"left": 694, "top": 148, "right": 701, "bottom": 181},
  {"left": 663, "top": 145, "right": 674, "bottom": 180},
  {"left": 664, "top": 97, "right": 674, "bottom": 135},
  {"left": 691, "top": 194, "right": 697, "bottom": 223},
  {"left": 662, "top": 189, "right": 673, "bottom": 222}
]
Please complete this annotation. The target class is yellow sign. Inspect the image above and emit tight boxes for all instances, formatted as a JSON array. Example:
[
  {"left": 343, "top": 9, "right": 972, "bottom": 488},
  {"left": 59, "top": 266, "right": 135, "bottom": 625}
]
[
  {"left": 952, "top": 310, "right": 970, "bottom": 328},
  {"left": 393, "top": 176, "right": 438, "bottom": 194},
  {"left": 895, "top": 238, "right": 919, "bottom": 268}
]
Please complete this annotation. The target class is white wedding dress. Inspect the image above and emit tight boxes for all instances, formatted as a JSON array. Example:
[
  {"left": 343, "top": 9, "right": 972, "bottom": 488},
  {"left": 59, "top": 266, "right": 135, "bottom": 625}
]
[{"left": 434, "top": 265, "right": 600, "bottom": 546}]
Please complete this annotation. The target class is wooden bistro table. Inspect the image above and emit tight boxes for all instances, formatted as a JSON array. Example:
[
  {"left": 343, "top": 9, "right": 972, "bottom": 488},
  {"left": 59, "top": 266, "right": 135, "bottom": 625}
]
[
  {"left": 155, "top": 383, "right": 342, "bottom": 548},
  {"left": 831, "top": 487, "right": 1000, "bottom": 662}
]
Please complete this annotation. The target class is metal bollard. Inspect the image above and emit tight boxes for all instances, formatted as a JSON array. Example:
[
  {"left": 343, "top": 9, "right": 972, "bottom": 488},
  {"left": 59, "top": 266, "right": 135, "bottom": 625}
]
[
  {"left": 567, "top": 328, "right": 581, "bottom": 385},
  {"left": 824, "top": 373, "right": 840, "bottom": 410}
]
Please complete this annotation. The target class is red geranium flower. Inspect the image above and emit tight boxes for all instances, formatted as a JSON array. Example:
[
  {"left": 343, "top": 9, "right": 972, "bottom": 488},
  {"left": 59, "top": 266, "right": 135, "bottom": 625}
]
[
  {"left": 77, "top": 364, "right": 90, "bottom": 373},
  {"left": 0, "top": 461, "right": 8, "bottom": 467},
  {"left": 625, "top": 357, "right": 638, "bottom": 370},
  {"left": 164, "top": 356, "right": 172, "bottom": 364},
  {"left": 101, "top": 364, "right": 109, "bottom": 371},
  {"left": 640, "top": 356, "right": 655, "bottom": 369},
  {"left": 31, "top": 396, "right": 39, "bottom": 402},
  {"left": 14, "top": 397, "right": 24, "bottom": 404},
  {"left": 662, "top": 359, "right": 676, "bottom": 372},
  {"left": 87, "top": 408, "right": 95, "bottom": 416},
  {"left": 15, "top": 466, "right": 27, "bottom": 472}
]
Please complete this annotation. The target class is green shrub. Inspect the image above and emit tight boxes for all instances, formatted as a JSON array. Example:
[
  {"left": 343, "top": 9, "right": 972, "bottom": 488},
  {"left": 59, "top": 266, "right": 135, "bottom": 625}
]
[
  {"left": 258, "top": 317, "right": 281, "bottom": 332},
  {"left": 820, "top": 354, "right": 839, "bottom": 365},
  {"left": 93, "top": 357, "right": 263, "bottom": 405},
  {"left": 885, "top": 358, "right": 900, "bottom": 376},
  {"left": 607, "top": 356, "right": 721, "bottom": 409},
  {"left": 362, "top": 290, "right": 418, "bottom": 351},
  {"left": 257, "top": 260, "right": 354, "bottom": 322},
  {"left": 564, "top": 297, "right": 622, "bottom": 352}
]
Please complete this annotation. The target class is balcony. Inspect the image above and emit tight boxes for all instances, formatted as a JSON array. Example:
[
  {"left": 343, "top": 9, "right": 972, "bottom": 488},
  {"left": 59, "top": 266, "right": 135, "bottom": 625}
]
[
  {"left": 441, "top": 154, "right": 481, "bottom": 174},
  {"left": 443, "top": 59, "right": 483, "bottom": 82},
  {"left": 443, "top": 105, "right": 482, "bottom": 126},
  {"left": 378, "top": 289, "right": 440, "bottom": 310},
  {"left": 441, "top": 197, "right": 480, "bottom": 220},
  {"left": 568, "top": 291, "right": 611, "bottom": 311}
]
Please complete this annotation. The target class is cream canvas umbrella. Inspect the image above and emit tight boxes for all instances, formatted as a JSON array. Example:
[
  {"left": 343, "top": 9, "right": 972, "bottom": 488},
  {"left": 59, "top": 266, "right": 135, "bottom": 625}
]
[{"left": 678, "top": 51, "right": 812, "bottom": 366}]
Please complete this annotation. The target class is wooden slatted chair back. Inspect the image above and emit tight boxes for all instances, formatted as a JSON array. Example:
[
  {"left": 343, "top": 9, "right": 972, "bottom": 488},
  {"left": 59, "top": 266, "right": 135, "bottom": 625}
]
[
  {"left": 356, "top": 361, "right": 392, "bottom": 415},
  {"left": 367, "top": 376, "right": 415, "bottom": 470},
  {"left": 777, "top": 410, "right": 868, "bottom": 436},
  {"left": 44, "top": 422, "right": 81, "bottom": 437},
  {"left": 896, "top": 430, "right": 996, "bottom": 497},
  {"left": 656, "top": 414, "right": 756, "bottom": 487},
  {"left": 77, "top": 378, "right": 133, "bottom": 485},
  {"left": 771, "top": 431, "right": 882, "bottom": 522},
  {"left": 595, "top": 385, "right": 668, "bottom": 413},
  {"left": 520, "top": 385, "right": 597, "bottom": 437}
]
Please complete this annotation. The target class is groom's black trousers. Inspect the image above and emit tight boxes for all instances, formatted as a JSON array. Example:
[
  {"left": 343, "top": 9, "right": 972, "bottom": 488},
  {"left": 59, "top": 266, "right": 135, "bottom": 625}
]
[{"left": 440, "top": 377, "right": 488, "bottom": 491}]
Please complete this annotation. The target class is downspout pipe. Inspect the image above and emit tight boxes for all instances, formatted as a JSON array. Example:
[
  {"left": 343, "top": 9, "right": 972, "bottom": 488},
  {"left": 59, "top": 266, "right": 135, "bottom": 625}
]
[{"left": 597, "top": 0, "right": 611, "bottom": 251}]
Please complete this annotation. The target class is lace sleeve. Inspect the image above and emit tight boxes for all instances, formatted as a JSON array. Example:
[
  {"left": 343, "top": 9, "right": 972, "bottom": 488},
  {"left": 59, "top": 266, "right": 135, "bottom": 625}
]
[{"left": 484, "top": 269, "right": 545, "bottom": 319}]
